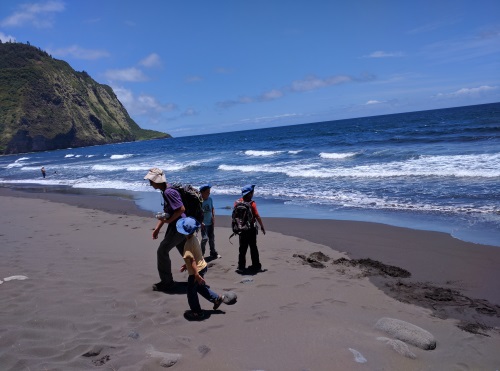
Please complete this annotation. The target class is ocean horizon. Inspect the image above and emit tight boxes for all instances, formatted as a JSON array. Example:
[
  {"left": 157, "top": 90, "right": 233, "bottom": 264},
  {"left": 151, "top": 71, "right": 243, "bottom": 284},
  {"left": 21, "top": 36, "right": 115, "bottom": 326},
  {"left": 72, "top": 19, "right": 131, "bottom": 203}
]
[{"left": 1, "top": 102, "right": 499, "bottom": 247}]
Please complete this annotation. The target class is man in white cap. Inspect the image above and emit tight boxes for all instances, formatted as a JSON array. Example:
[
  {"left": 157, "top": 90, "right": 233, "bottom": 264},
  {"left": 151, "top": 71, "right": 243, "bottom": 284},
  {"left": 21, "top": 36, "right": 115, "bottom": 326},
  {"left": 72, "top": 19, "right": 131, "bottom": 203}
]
[{"left": 144, "top": 168, "right": 186, "bottom": 292}]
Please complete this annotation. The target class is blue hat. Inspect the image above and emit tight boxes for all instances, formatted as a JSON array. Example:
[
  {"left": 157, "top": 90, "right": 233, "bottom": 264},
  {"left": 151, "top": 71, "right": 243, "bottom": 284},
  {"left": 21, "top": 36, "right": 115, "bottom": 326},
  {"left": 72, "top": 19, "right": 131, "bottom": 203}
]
[
  {"left": 241, "top": 184, "right": 255, "bottom": 196},
  {"left": 199, "top": 183, "right": 211, "bottom": 192},
  {"left": 176, "top": 217, "right": 201, "bottom": 235}
]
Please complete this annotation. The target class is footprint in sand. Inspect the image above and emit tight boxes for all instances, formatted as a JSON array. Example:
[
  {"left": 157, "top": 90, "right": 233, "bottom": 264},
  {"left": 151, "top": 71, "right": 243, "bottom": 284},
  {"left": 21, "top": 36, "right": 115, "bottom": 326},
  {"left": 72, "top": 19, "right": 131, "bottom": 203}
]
[
  {"left": 145, "top": 346, "right": 181, "bottom": 367},
  {"left": 245, "top": 311, "right": 270, "bottom": 322}
]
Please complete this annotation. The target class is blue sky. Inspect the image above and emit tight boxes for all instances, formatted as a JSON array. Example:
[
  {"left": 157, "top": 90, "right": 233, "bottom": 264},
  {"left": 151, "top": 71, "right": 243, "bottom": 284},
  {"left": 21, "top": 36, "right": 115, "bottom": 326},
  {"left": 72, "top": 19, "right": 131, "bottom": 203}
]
[{"left": 1, "top": 1, "right": 499, "bottom": 137}]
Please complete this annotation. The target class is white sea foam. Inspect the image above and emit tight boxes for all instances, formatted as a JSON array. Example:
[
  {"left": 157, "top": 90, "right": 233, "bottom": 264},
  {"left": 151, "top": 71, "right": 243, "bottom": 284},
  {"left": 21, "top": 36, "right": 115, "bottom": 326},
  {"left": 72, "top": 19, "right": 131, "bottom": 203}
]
[
  {"left": 110, "top": 154, "right": 134, "bottom": 160},
  {"left": 92, "top": 164, "right": 125, "bottom": 171},
  {"left": 6, "top": 157, "right": 31, "bottom": 168},
  {"left": 72, "top": 179, "right": 144, "bottom": 191},
  {"left": 219, "top": 163, "right": 314, "bottom": 174},
  {"left": 6, "top": 163, "right": 25, "bottom": 169},
  {"left": 20, "top": 166, "right": 45, "bottom": 171},
  {"left": 261, "top": 187, "right": 500, "bottom": 216},
  {"left": 245, "top": 150, "right": 284, "bottom": 157},
  {"left": 0, "top": 178, "right": 73, "bottom": 186},
  {"left": 64, "top": 154, "right": 75, "bottom": 158},
  {"left": 320, "top": 152, "right": 357, "bottom": 159},
  {"left": 271, "top": 153, "right": 500, "bottom": 178},
  {"left": 288, "top": 150, "right": 302, "bottom": 154}
]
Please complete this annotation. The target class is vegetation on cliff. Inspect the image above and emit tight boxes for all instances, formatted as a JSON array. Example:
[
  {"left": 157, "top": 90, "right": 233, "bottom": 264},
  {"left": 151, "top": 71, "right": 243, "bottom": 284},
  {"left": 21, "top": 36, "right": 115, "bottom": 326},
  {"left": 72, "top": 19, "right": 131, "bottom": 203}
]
[{"left": 0, "top": 42, "right": 170, "bottom": 155}]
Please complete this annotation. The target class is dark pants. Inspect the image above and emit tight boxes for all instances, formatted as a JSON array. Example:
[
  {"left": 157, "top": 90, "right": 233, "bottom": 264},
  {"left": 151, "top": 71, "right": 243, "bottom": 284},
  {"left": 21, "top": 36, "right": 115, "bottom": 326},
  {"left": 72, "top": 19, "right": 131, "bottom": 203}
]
[
  {"left": 201, "top": 224, "right": 216, "bottom": 256},
  {"left": 187, "top": 267, "right": 218, "bottom": 313},
  {"left": 238, "top": 227, "right": 261, "bottom": 270},
  {"left": 157, "top": 222, "right": 186, "bottom": 284}
]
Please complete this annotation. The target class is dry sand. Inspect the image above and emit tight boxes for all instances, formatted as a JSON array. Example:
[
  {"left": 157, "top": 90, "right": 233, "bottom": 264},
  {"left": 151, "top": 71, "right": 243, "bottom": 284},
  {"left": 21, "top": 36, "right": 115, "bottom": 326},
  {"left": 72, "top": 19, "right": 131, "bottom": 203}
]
[{"left": 0, "top": 188, "right": 499, "bottom": 370}]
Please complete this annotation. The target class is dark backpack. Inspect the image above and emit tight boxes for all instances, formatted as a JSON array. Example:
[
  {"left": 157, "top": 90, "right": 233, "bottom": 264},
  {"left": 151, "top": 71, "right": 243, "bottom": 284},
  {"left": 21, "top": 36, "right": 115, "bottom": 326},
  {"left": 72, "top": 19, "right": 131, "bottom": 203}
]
[
  {"left": 229, "top": 200, "right": 254, "bottom": 242},
  {"left": 169, "top": 183, "right": 204, "bottom": 223}
]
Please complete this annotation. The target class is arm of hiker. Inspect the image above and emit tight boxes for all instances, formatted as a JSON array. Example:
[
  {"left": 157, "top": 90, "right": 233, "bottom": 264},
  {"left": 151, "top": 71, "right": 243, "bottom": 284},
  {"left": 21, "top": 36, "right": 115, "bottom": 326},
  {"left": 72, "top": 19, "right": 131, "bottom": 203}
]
[
  {"left": 256, "top": 215, "right": 265, "bottom": 235},
  {"left": 165, "top": 205, "right": 186, "bottom": 224},
  {"left": 152, "top": 220, "right": 165, "bottom": 239},
  {"left": 211, "top": 207, "right": 215, "bottom": 226},
  {"left": 191, "top": 260, "right": 205, "bottom": 285}
]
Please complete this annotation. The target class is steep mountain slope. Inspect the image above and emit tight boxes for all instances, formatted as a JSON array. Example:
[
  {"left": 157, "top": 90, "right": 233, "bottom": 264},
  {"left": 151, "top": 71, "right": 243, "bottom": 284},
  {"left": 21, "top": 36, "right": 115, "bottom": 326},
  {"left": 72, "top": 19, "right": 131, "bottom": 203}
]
[{"left": 0, "top": 42, "right": 170, "bottom": 155}]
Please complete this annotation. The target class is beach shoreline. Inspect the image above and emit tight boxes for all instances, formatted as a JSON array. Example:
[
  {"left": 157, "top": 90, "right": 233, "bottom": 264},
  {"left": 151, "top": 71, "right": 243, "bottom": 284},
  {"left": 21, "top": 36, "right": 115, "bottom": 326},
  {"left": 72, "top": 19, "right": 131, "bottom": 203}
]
[
  {"left": 1, "top": 187, "right": 499, "bottom": 370},
  {"left": 1, "top": 186, "right": 499, "bottom": 302}
]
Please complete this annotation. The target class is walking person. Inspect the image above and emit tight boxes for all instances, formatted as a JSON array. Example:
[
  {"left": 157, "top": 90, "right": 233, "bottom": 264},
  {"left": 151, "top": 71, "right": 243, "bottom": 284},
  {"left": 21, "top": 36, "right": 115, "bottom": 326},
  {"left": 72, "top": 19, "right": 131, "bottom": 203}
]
[
  {"left": 41, "top": 166, "right": 46, "bottom": 178},
  {"left": 235, "top": 184, "right": 266, "bottom": 273},
  {"left": 177, "top": 217, "right": 225, "bottom": 320},
  {"left": 199, "top": 184, "right": 219, "bottom": 259},
  {"left": 144, "top": 168, "right": 186, "bottom": 292}
]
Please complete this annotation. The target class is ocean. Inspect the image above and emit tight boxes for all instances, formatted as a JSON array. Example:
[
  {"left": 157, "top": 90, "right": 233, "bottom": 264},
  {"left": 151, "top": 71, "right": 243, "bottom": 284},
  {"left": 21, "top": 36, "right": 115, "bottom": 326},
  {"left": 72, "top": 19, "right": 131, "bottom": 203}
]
[{"left": 1, "top": 102, "right": 499, "bottom": 247}]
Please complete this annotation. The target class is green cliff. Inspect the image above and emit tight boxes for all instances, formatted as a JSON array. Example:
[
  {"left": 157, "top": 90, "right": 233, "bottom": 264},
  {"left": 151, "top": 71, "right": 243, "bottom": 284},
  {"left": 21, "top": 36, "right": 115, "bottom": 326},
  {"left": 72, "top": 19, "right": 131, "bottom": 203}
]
[{"left": 0, "top": 42, "right": 170, "bottom": 155}]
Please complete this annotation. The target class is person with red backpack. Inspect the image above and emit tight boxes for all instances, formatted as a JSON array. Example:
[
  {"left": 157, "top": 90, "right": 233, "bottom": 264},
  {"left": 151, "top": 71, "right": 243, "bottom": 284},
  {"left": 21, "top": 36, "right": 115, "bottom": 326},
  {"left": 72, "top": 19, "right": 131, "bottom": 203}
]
[
  {"left": 234, "top": 184, "right": 266, "bottom": 273},
  {"left": 144, "top": 168, "right": 187, "bottom": 292}
]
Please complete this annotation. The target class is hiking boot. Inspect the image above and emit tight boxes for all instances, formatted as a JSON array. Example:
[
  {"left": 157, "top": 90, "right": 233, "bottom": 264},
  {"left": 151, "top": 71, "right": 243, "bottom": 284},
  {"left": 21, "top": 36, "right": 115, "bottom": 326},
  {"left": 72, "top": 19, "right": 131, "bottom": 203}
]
[
  {"left": 213, "top": 295, "right": 225, "bottom": 310},
  {"left": 185, "top": 310, "right": 205, "bottom": 321},
  {"left": 210, "top": 252, "right": 221, "bottom": 259}
]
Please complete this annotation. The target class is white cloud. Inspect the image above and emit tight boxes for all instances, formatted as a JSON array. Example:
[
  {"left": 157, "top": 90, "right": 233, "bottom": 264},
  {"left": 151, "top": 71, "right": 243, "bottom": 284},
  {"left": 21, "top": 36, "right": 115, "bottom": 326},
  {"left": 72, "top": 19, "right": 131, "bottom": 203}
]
[
  {"left": 49, "top": 45, "right": 110, "bottom": 60},
  {"left": 407, "top": 18, "right": 459, "bottom": 35},
  {"left": 240, "top": 113, "right": 300, "bottom": 123},
  {"left": 259, "top": 89, "right": 284, "bottom": 101},
  {"left": 182, "top": 108, "right": 199, "bottom": 117},
  {"left": 217, "top": 73, "right": 366, "bottom": 108},
  {"left": 0, "top": 0, "right": 65, "bottom": 28},
  {"left": 435, "top": 85, "right": 498, "bottom": 98},
  {"left": 105, "top": 67, "right": 148, "bottom": 82},
  {"left": 365, "top": 100, "right": 382, "bottom": 105},
  {"left": 423, "top": 27, "right": 500, "bottom": 63},
  {"left": 215, "top": 67, "right": 232, "bottom": 74},
  {"left": 0, "top": 32, "right": 16, "bottom": 42},
  {"left": 290, "top": 75, "right": 352, "bottom": 92},
  {"left": 186, "top": 75, "right": 203, "bottom": 83},
  {"left": 139, "top": 53, "right": 161, "bottom": 68},
  {"left": 112, "top": 86, "right": 177, "bottom": 116},
  {"left": 364, "top": 51, "right": 404, "bottom": 58}
]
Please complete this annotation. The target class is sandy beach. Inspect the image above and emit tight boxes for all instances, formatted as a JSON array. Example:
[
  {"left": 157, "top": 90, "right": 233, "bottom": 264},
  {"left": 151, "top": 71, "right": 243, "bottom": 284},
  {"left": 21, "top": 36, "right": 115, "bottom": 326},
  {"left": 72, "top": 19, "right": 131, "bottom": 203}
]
[{"left": 0, "top": 187, "right": 499, "bottom": 370}]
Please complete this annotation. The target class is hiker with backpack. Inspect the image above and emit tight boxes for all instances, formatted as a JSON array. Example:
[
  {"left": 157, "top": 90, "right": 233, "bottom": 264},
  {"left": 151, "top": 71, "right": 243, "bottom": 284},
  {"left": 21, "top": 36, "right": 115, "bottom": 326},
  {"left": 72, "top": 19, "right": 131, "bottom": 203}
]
[
  {"left": 144, "top": 167, "right": 203, "bottom": 292},
  {"left": 232, "top": 184, "right": 266, "bottom": 273}
]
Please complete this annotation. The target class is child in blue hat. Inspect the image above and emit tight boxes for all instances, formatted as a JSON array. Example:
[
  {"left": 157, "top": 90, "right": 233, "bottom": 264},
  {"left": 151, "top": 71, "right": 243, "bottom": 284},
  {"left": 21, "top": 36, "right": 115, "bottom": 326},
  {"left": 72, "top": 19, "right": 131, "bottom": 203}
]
[{"left": 177, "top": 217, "right": 225, "bottom": 320}]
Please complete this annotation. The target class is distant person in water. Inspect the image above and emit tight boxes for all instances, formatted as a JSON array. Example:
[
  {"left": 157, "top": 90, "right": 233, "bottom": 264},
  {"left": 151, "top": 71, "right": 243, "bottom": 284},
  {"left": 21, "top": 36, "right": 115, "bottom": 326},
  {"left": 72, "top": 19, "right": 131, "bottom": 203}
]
[{"left": 41, "top": 167, "right": 46, "bottom": 178}]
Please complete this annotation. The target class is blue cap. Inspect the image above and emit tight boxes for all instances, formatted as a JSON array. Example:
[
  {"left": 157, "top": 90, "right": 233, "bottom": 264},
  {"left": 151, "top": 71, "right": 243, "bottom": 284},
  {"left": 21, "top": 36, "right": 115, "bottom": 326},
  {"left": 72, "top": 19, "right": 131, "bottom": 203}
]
[
  {"left": 199, "top": 183, "right": 211, "bottom": 192},
  {"left": 176, "top": 217, "right": 201, "bottom": 235},
  {"left": 241, "top": 184, "right": 255, "bottom": 196}
]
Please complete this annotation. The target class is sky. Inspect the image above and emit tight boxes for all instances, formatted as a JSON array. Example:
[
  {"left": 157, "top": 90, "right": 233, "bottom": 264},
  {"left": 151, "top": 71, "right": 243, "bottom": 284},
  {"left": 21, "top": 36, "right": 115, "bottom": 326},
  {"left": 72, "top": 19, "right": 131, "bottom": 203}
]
[{"left": 1, "top": 1, "right": 499, "bottom": 137}]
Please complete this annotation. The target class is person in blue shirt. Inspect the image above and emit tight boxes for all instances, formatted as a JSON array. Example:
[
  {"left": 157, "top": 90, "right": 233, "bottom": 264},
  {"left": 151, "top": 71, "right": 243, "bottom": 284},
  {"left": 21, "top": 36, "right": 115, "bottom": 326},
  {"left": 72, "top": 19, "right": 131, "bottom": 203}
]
[{"left": 199, "top": 184, "right": 220, "bottom": 259}]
